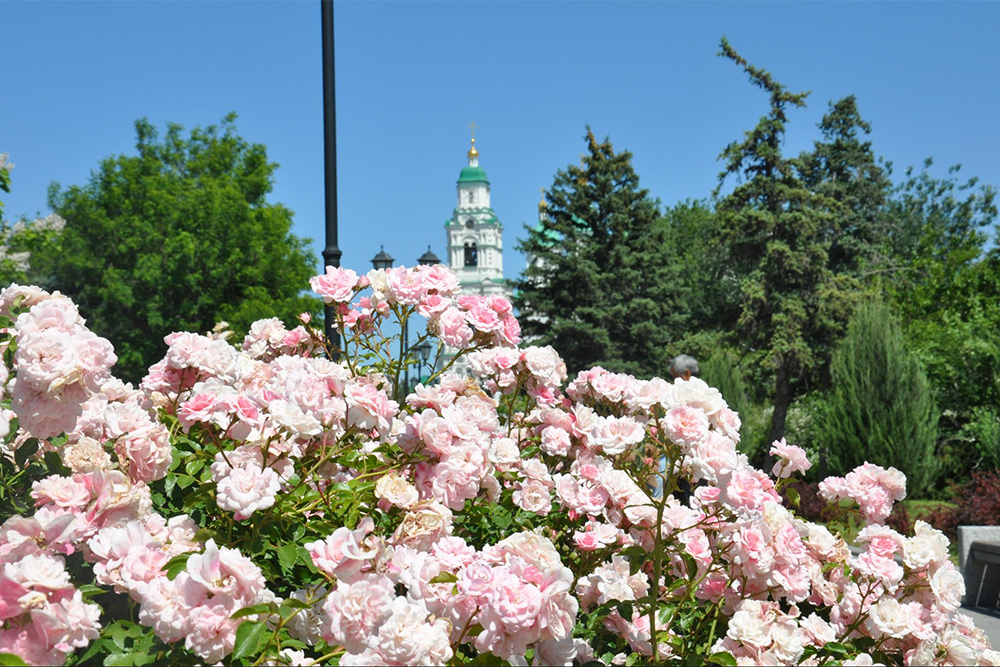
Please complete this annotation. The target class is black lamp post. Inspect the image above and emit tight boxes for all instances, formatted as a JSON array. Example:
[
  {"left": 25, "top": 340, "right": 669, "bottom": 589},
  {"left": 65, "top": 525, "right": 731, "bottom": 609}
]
[
  {"left": 414, "top": 339, "right": 433, "bottom": 387},
  {"left": 321, "top": 0, "right": 342, "bottom": 354}
]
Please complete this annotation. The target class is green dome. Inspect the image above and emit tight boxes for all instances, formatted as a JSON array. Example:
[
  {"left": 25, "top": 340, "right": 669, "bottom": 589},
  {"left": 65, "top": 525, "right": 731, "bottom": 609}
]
[{"left": 458, "top": 166, "right": 490, "bottom": 184}]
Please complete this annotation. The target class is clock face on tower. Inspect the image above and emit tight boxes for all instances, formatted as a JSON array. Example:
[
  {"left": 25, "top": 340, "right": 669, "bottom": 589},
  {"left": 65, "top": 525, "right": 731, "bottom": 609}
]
[{"left": 465, "top": 219, "right": 475, "bottom": 229}]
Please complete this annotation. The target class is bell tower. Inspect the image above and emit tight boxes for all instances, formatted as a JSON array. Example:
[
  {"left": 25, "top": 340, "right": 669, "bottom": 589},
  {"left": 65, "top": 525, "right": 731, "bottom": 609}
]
[{"left": 445, "top": 124, "right": 508, "bottom": 296}]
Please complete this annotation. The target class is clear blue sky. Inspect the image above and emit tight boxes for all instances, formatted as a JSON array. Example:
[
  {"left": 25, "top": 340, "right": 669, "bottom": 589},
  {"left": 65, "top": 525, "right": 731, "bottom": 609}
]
[{"left": 4, "top": 1, "right": 999, "bottom": 281}]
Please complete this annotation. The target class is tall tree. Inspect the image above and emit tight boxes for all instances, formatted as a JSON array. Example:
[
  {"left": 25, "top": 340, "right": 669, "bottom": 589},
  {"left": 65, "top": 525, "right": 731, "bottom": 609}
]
[
  {"left": 793, "top": 96, "right": 895, "bottom": 388},
  {"left": 36, "top": 115, "right": 320, "bottom": 381},
  {"left": 515, "top": 128, "right": 683, "bottom": 377},
  {"left": 714, "top": 38, "right": 835, "bottom": 444}
]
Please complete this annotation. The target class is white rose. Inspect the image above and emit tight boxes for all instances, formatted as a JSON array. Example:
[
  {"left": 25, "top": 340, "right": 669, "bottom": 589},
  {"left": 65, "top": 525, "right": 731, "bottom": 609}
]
[
  {"left": 375, "top": 472, "right": 419, "bottom": 509},
  {"left": 865, "top": 597, "right": 910, "bottom": 639},
  {"left": 930, "top": 561, "right": 965, "bottom": 611},
  {"left": 268, "top": 399, "right": 322, "bottom": 437},
  {"left": 726, "top": 604, "right": 771, "bottom": 649}
]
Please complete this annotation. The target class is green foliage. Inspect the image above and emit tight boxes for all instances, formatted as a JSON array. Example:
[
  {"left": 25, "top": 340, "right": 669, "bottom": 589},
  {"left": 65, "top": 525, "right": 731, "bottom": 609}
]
[
  {"left": 821, "top": 300, "right": 939, "bottom": 496},
  {"left": 515, "top": 128, "right": 685, "bottom": 378},
  {"left": 33, "top": 115, "right": 320, "bottom": 381},
  {"left": 0, "top": 152, "right": 11, "bottom": 220},
  {"left": 700, "top": 348, "right": 767, "bottom": 459},
  {"left": 871, "top": 163, "right": 999, "bottom": 490}
]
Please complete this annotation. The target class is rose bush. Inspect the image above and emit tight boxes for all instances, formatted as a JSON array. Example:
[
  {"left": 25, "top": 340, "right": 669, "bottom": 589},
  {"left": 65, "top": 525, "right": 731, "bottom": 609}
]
[{"left": 0, "top": 266, "right": 994, "bottom": 666}]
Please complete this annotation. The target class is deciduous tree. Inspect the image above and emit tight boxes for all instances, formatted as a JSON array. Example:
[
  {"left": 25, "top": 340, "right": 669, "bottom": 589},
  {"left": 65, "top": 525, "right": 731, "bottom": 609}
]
[{"left": 35, "top": 115, "right": 320, "bottom": 381}]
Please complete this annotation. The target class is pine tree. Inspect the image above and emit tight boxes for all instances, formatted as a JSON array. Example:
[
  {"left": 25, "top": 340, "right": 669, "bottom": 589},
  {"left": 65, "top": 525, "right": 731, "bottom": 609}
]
[
  {"left": 795, "top": 96, "right": 894, "bottom": 388},
  {"left": 715, "top": 38, "right": 835, "bottom": 444},
  {"left": 515, "top": 128, "right": 684, "bottom": 377},
  {"left": 821, "top": 300, "right": 939, "bottom": 497}
]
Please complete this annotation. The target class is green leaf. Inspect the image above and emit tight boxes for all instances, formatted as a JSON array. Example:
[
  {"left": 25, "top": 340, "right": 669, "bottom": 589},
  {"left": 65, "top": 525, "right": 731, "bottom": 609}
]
[
  {"left": 708, "top": 651, "right": 737, "bottom": 667},
  {"left": 193, "top": 528, "right": 222, "bottom": 542},
  {"left": 785, "top": 486, "right": 800, "bottom": 508},
  {"left": 824, "top": 642, "right": 850, "bottom": 656},
  {"left": 429, "top": 571, "right": 458, "bottom": 584},
  {"left": 276, "top": 543, "right": 299, "bottom": 571},
  {"left": 232, "top": 621, "right": 270, "bottom": 660},
  {"left": 43, "top": 451, "right": 71, "bottom": 476},
  {"left": 184, "top": 458, "right": 204, "bottom": 476},
  {"left": 0, "top": 654, "right": 28, "bottom": 666},
  {"left": 182, "top": 482, "right": 215, "bottom": 508},
  {"left": 280, "top": 597, "right": 311, "bottom": 611},
  {"left": 299, "top": 546, "right": 318, "bottom": 573},
  {"left": 77, "top": 584, "right": 105, "bottom": 599},
  {"left": 162, "top": 552, "right": 192, "bottom": 580},
  {"left": 14, "top": 439, "right": 38, "bottom": 468},
  {"left": 231, "top": 602, "right": 278, "bottom": 620}
]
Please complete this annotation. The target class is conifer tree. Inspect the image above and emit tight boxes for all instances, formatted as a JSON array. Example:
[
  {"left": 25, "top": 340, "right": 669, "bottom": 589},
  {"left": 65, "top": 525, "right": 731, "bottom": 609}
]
[
  {"left": 515, "top": 128, "right": 683, "bottom": 377},
  {"left": 821, "top": 300, "right": 939, "bottom": 497},
  {"left": 715, "top": 38, "right": 835, "bottom": 444}
]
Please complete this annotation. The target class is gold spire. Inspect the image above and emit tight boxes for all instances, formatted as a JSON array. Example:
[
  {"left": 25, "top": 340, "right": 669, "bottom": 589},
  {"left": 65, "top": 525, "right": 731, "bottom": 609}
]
[
  {"left": 538, "top": 187, "right": 547, "bottom": 210},
  {"left": 467, "top": 121, "right": 478, "bottom": 159}
]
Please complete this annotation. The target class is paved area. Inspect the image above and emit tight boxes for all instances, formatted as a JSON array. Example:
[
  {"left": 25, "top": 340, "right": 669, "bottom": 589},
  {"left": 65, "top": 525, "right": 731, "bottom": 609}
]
[{"left": 963, "top": 606, "right": 1000, "bottom": 647}]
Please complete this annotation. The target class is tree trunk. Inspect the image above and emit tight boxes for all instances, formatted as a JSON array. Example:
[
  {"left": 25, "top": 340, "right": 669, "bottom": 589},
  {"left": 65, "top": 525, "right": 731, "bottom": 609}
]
[{"left": 769, "top": 361, "right": 792, "bottom": 446}]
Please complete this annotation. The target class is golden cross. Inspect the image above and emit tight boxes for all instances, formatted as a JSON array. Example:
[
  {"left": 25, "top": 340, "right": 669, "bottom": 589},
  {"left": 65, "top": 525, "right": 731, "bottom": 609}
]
[{"left": 469, "top": 121, "right": 477, "bottom": 141}]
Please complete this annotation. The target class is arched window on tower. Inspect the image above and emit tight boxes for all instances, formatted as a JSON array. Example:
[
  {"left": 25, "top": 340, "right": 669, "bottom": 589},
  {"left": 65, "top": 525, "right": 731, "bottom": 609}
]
[
  {"left": 468, "top": 191, "right": 474, "bottom": 204},
  {"left": 464, "top": 242, "right": 478, "bottom": 267}
]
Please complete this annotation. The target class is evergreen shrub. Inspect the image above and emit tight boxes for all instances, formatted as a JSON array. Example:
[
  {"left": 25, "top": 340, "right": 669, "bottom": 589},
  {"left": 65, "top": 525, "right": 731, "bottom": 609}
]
[{"left": 820, "top": 300, "right": 940, "bottom": 497}]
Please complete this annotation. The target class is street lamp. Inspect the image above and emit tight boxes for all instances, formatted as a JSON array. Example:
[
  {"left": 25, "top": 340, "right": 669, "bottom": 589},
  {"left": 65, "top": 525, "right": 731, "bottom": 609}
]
[
  {"left": 417, "top": 246, "right": 441, "bottom": 267},
  {"left": 371, "top": 246, "right": 394, "bottom": 271},
  {"left": 413, "top": 339, "right": 433, "bottom": 389}
]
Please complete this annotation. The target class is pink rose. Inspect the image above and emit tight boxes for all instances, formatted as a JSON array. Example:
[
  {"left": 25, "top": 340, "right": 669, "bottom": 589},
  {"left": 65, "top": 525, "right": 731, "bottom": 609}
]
[
  {"left": 664, "top": 404, "right": 709, "bottom": 448},
  {"left": 769, "top": 438, "right": 811, "bottom": 478},
  {"left": 323, "top": 575, "right": 395, "bottom": 652},
  {"left": 216, "top": 463, "right": 281, "bottom": 521},
  {"left": 310, "top": 266, "right": 360, "bottom": 304}
]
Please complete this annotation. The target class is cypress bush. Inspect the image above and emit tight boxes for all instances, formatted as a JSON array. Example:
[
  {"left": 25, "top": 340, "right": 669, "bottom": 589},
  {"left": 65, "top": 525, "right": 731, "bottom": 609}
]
[{"left": 821, "top": 300, "right": 939, "bottom": 497}]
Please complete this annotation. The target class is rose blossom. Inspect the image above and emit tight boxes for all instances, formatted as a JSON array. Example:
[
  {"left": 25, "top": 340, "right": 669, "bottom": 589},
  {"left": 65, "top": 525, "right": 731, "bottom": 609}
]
[
  {"left": 375, "top": 472, "right": 420, "bottom": 509},
  {"left": 216, "top": 462, "right": 281, "bottom": 521},
  {"left": 310, "top": 266, "right": 360, "bottom": 303},
  {"left": 769, "top": 438, "right": 811, "bottom": 478}
]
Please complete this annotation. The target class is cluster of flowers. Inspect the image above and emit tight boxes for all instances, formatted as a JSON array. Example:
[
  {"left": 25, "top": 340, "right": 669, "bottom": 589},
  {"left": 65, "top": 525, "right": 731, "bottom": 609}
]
[
  {"left": 311, "top": 264, "right": 520, "bottom": 348},
  {"left": 0, "top": 530, "right": 100, "bottom": 665},
  {"left": 0, "top": 267, "right": 995, "bottom": 666},
  {"left": 300, "top": 516, "right": 581, "bottom": 665},
  {"left": 1, "top": 285, "right": 117, "bottom": 440}
]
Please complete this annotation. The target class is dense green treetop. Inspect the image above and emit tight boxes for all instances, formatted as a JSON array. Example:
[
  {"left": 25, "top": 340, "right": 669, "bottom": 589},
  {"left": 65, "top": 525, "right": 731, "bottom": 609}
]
[
  {"left": 515, "top": 128, "right": 683, "bottom": 378},
  {"left": 35, "top": 115, "right": 320, "bottom": 381}
]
